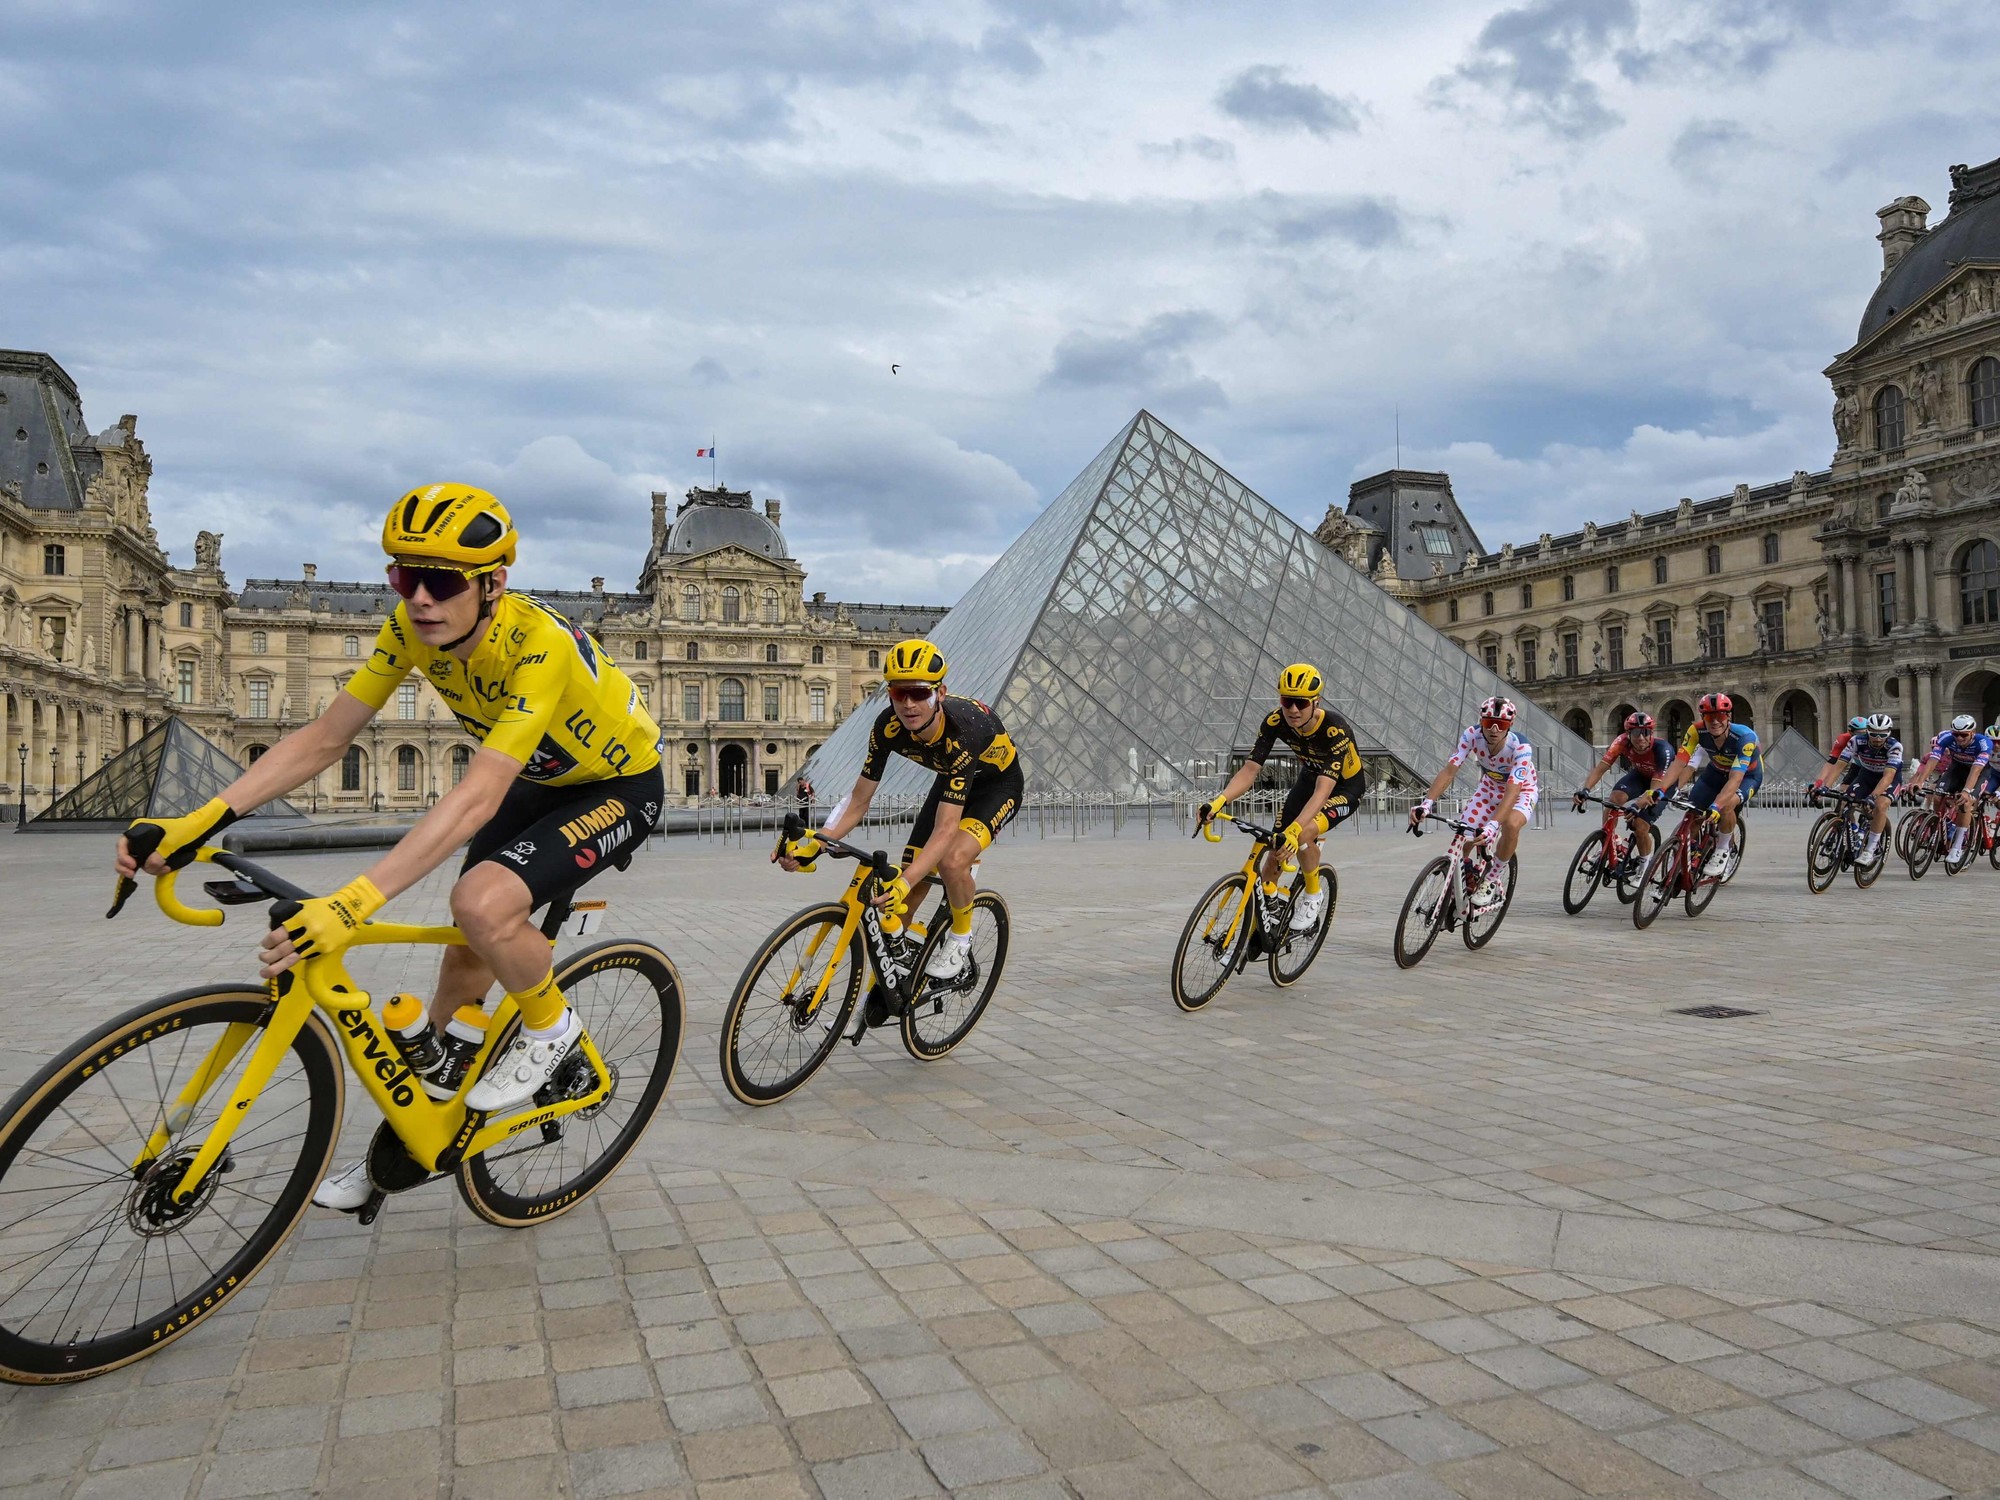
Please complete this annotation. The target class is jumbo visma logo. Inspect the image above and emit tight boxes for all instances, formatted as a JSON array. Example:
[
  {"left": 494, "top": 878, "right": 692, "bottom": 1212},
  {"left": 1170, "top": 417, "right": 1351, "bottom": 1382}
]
[{"left": 559, "top": 799, "right": 626, "bottom": 848}]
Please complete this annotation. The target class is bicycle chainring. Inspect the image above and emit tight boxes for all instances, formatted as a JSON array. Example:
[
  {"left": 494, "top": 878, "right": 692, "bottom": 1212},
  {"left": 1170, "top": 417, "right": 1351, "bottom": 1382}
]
[{"left": 367, "top": 1120, "right": 435, "bottom": 1194}]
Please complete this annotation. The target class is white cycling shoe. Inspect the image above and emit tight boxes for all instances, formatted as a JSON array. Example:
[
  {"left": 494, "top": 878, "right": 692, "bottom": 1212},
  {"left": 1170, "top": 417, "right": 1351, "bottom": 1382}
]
[
  {"left": 924, "top": 933, "right": 972, "bottom": 980},
  {"left": 313, "top": 1159, "right": 373, "bottom": 1212},
  {"left": 1469, "top": 879, "right": 1504, "bottom": 912},
  {"left": 467, "top": 1009, "right": 584, "bottom": 1115},
  {"left": 1289, "top": 890, "right": 1327, "bottom": 931},
  {"left": 1702, "top": 846, "right": 1733, "bottom": 878}
]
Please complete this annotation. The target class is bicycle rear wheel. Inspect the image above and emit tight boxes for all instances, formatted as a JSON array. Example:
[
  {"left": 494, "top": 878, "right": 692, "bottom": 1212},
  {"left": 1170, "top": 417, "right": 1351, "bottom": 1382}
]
[
  {"left": 719, "top": 904, "right": 863, "bottom": 1104},
  {"left": 1171, "top": 873, "right": 1251, "bottom": 1011},
  {"left": 458, "top": 940, "right": 684, "bottom": 1227},
  {"left": 0, "top": 988, "right": 342, "bottom": 1384},
  {"left": 1943, "top": 820, "right": 1975, "bottom": 875},
  {"left": 1269, "top": 868, "right": 1336, "bottom": 987},
  {"left": 903, "top": 893, "right": 1010, "bottom": 1059},
  {"left": 1905, "top": 812, "right": 1938, "bottom": 880},
  {"left": 1562, "top": 830, "right": 1607, "bottom": 915},
  {"left": 1633, "top": 839, "right": 1680, "bottom": 930},
  {"left": 1854, "top": 824, "right": 1887, "bottom": 888},
  {"left": 1392, "top": 857, "right": 1452, "bottom": 969},
  {"left": 1719, "top": 817, "right": 1749, "bottom": 884},
  {"left": 1464, "top": 856, "right": 1518, "bottom": 950},
  {"left": 1805, "top": 813, "right": 1843, "bottom": 894}
]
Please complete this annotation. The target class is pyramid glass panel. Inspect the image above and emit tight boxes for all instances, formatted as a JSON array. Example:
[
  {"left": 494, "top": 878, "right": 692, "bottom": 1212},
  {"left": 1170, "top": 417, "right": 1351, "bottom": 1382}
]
[
  {"left": 29, "top": 717, "right": 305, "bottom": 829},
  {"left": 804, "top": 412, "right": 1598, "bottom": 800},
  {"left": 1761, "top": 727, "right": 1827, "bottom": 788}
]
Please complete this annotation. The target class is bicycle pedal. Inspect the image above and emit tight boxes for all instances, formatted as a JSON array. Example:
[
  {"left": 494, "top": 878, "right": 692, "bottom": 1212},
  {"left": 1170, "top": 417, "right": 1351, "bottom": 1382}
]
[{"left": 355, "top": 1189, "right": 389, "bottom": 1227}]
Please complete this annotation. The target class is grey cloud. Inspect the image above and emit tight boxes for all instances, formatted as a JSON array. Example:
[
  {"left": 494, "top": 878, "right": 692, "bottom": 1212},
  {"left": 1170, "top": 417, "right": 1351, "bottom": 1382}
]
[
  {"left": 689, "top": 358, "right": 731, "bottom": 387},
  {"left": 977, "top": 26, "right": 1045, "bottom": 78},
  {"left": 1438, "top": 0, "right": 1636, "bottom": 140},
  {"left": 1043, "top": 312, "right": 1229, "bottom": 416},
  {"left": 1669, "top": 117, "right": 1755, "bottom": 180},
  {"left": 1620, "top": 0, "right": 1903, "bottom": 84},
  {"left": 1139, "top": 135, "right": 1237, "bottom": 163},
  {"left": 1256, "top": 193, "right": 1409, "bottom": 250},
  {"left": 1216, "top": 65, "right": 1361, "bottom": 138},
  {"left": 987, "top": 0, "right": 1131, "bottom": 37}
]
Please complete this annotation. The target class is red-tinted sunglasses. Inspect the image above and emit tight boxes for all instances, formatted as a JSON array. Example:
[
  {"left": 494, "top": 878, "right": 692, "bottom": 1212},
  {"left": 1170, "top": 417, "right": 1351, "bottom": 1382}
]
[
  {"left": 887, "top": 684, "right": 936, "bottom": 705},
  {"left": 386, "top": 563, "right": 486, "bottom": 602}
]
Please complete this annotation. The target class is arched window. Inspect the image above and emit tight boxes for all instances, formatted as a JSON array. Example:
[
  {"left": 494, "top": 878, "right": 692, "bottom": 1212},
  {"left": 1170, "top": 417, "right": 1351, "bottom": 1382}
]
[
  {"left": 1605, "top": 564, "right": 1620, "bottom": 594},
  {"left": 762, "top": 589, "right": 779, "bottom": 623},
  {"left": 1961, "top": 540, "right": 2000, "bottom": 626},
  {"left": 811, "top": 644, "right": 824, "bottom": 665},
  {"left": 396, "top": 745, "right": 419, "bottom": 792},
  {"left": 764, "top": 643, "right": 779, "bottom": 663},
  {"left": 1874, "top": 386, "right": 1905, "bottom": 450},
  {"left": 451, "top": 745, "right": 471, "bottom": 785},
  {"left": 1652, "top": 555, "right": 1668, "bottom": 586},
  {"left": 1520, "top": 584, "right": 1533, "bottom": 610},
  {"left": 1761, "top": 533, "right": 1780, "bottom": 566},
  {"left": 722, "top": 586, "right": 741, "bottom": 623},
  {"left": 680, "top": 586, "right": 700, "bottom": 622},
  {"left": 340, "top": 745, "right": 365, "bottom": 792},
  {"left": 718, "top": 678, "right": 745, "bottom": 721},
  {"left": 1971, "top": 357, "right": 2000, "bottom": 430},
  {"left": 634, "top": 640, "right": 648, "bottom": 660},
  {"left": 250, "top": 630, "right": 267, "bottom": 655},
  {"left": 244, "top": 744, "right": 268, "bottom": 766},
  {"left": 1705, "top": 543, "right": 1721, "bottom": 575},
  {"left": 685, "top": 641, "right": 699, "bottom": 662}
]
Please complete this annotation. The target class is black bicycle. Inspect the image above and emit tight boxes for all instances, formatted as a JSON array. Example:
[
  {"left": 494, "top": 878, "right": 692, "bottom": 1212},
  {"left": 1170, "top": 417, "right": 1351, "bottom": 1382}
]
[{"left": 1805, "top": 786, "right": 1888, "bottom": 892}]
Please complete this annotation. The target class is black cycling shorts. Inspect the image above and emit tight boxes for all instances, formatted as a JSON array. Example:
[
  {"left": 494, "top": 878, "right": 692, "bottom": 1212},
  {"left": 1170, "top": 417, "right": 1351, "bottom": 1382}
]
[
  {"left": 901, "top": 761, "right": 1025, "bottom": 868},
  {"left": 1840, "top": 765, "right": 1893, "bottom": 798},
  {"left": 465, "top": 764, "right": 665, "bottom": 909},
  {"left": 1941, "top": 761, "right": 1978, "bottom": 797},
  {"left": 1612, "top": 769, "right": 1666, "bottom": 824},
  {"left": 1279, "top": 767, "right": 1367, "bottom": 838}
]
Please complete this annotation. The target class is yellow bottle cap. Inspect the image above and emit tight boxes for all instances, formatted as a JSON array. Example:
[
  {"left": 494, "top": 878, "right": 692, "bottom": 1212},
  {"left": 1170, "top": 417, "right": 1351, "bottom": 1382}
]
[
  {"left": 383, "top": 993, "right": 424, "bottom": 1028},
  {"left": 451, "top": 1005, "right": 490, "bottom": 1031}
]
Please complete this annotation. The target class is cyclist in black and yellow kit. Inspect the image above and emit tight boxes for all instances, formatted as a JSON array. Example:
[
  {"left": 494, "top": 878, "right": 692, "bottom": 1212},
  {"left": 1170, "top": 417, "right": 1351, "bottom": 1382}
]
[
  {"left": 112, "top": 484, "right": 664, "bottom": 1210},
  {"left": 1197, "top": 663, "right": 1365, "bottom": 935},
  {"left": 775, "top": 639, "right": 1022, "bottom": 982}
]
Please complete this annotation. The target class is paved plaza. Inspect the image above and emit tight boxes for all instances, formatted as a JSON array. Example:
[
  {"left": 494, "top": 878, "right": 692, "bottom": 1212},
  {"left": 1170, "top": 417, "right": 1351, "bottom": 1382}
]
[{"left": 1, "top": 814, "right": 1998, "bottom": 1498}]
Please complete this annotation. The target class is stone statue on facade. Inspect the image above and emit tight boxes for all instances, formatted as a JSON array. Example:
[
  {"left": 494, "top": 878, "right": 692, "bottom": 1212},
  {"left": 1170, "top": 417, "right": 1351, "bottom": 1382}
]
[
  {"left": 1591, "top": 638, "right": 1604, "bottom": 672},
  {"left": 1753, "top": 615, "right": 1770, "bottom": 654},
  {"left": 1832, "top": 386, "right": 1862, "bottom": 452},
  {"left": 1891, "top": 469, "right": 1932, "bottom": 515},
  {"left": 1815, "top": 597, "right": 1831, "bottom": 642},
  {"left": 194, "top": 531, "right": 222, "bottom": 568},
  {"left": 1910, "top": 360, "right": 1946, "bottom": 432},
  {"left": 1676, "top": 497, "right": 1694, "bottom": 527},
  {"left": 39, "top": 618, "right": 59, "bottom": 659},
  {"left": 1548, "top": 646, "right": 1559, "bottom": 676},
  {"left": 1583, "top": 520, "right": 1597, "bottom": 545},
  {"left": 278, "top": 695, "right": 292, "bottom": 720},
  {"left": 1505, "top": 653, "right": 1516, "bottom": 681},
  {"left": 1639, "top": 633, "right": 1654, "bottom": 666},
  {"left": 1732, "top": 484, "right": 1751, "bottom": 513}
]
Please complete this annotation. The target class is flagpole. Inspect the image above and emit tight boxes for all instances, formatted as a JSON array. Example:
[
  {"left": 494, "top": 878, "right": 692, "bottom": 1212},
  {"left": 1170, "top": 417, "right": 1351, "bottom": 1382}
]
[{"left": 711, "top": 436, "right": 717, "bottom": 488}]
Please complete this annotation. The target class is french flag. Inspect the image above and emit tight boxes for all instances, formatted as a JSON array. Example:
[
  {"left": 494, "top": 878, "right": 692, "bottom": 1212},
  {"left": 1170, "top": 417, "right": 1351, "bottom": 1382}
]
[{"left": 695, "top": 446, "right": 714, "bottom": 458}]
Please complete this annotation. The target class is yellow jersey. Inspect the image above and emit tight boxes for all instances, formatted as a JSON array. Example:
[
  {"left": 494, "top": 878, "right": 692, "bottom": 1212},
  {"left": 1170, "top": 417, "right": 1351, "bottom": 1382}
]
[{"left": 345, "top": 593, "right": 662, "bottom": 788}]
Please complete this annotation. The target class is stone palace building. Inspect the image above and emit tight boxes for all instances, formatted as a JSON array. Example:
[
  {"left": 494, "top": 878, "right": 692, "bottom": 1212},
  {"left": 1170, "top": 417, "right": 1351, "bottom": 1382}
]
[
  {"left": 0, "top": 348, "right": 941, "bottom": 817},
  {"left": 1318, "top": 150, "right": 2000, "bottom": 755}
]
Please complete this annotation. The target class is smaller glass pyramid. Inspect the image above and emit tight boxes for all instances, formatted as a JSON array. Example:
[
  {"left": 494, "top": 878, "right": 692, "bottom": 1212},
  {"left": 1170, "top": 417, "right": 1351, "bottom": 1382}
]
[
  {"left": 25, "top": 717, "right": 306, "bottom": 830},
  {"left": 1760, "top": 726, "right": 1830, "bottom": 789}
]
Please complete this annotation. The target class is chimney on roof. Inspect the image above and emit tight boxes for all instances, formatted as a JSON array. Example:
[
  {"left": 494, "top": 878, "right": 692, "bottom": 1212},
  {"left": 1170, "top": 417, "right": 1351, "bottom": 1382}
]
[
  {"left": 812, "top": 590, "right": 826, "bottom": 605},
  {"left": 765, "top": 499, "right": 781, "bottom": 523},
  {"left": 117, "top": 414, "right": 137, "bottom": 435},
  {"left": 591, "top": 576, "right": 605, "bottom": 593},
  {"left": 1876, "top": 195, "right": 1930, "bottom": 278},
  {"left": 650, "top": 491, "right": 668, "bottom": 548},
  {"left": 302, "top": 563, "right": 317, "bottom": 582}
]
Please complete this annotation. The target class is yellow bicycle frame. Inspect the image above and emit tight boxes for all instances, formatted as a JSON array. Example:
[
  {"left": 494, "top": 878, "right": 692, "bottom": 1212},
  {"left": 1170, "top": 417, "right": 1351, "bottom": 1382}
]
[
  {"left": 135, "top": 851, "right": 615, "bottom": 1203},
  {"left": 1198, "top": 814, "right": 1280, "bottom": 955},
  {"left": 773, "top": 862, "right": 879, "bottom": 1024}
]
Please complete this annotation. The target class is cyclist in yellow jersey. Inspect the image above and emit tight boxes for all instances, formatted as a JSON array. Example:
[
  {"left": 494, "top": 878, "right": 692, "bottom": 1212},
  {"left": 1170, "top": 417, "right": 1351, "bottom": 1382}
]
[{"left": 113, "top": 484, "right": 664, "bottom": 1211}]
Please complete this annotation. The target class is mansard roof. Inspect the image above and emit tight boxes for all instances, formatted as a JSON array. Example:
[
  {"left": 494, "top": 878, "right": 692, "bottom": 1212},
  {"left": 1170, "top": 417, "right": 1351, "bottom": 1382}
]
[{"left": 1858, "top": 153, "right": 2000, "bottom": 343}]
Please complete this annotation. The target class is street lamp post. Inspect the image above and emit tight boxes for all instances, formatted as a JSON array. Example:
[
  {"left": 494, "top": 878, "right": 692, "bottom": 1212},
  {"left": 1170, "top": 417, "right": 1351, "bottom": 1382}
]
[
  {"left": 14, "top": 743, "right": 25, "bottom": 826},
  {"left": 49, "top": 746, "right": 60, "bottom": 807},
  {"left": 76, "top": 747, "right": 86, "bottom": 786}
]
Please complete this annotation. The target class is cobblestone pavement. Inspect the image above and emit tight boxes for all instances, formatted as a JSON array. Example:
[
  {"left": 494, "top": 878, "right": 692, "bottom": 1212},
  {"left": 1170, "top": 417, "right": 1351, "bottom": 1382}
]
[{"left": 0, "top": 819, "right": 1997, "bottom": 1497}]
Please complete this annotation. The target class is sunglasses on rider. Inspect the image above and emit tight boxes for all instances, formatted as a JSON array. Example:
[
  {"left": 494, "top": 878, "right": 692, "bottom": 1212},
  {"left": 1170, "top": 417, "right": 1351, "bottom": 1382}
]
[
  {"left": 1280, "top": 696, "right": 1314, "bottom": 711},
  {"left": 887, "top": 684, "right": 936, "bottom": 706},
  {"left": 386, "top": 562, "right": 488, "bottom": 602}
]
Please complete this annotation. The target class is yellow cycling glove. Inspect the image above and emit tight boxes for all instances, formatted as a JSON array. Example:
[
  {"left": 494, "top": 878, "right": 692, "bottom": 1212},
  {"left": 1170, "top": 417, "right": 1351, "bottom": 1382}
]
[
  {"left": 879, "top": 873, "right": 910, "bottom": 915},
  {"left": 125, "top": 796, "right": 240, "bottom": 871},
  {"left": 783, "top": 832, "right": 822, "bottom": 872},
  {"left": 1278, "top": 822, "right": 1303, "bottom": 855},
  {"left": 278, "top": 876, "right": 385, "bottom": 963}
]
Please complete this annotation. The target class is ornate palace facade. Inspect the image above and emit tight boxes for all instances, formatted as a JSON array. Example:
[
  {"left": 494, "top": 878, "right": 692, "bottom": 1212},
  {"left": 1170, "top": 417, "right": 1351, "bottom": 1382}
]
[
  {"left": 1320, "top": 151, "right": 2000, "bottom": 754},
  {"left": 2, "top": 349, "right": 941, "bottom": 818}
]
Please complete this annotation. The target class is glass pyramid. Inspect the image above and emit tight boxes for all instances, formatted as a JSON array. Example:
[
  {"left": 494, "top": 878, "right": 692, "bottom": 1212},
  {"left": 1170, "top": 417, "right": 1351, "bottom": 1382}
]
[
  {"left": 1760, "top": 726, "right": 1827, "bottom": 789},
  {"left": 26, "top": 716, "right": 305, "bottom": 830},
  {"left": 804, "top": 411, "right": 1598, "bottom": 798}
]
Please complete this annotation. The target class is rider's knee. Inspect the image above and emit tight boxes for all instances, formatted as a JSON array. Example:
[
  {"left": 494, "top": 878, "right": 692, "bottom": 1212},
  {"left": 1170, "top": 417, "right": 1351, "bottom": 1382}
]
[{"left": 450, "top": 869, "right": 532, "bottom": 946}]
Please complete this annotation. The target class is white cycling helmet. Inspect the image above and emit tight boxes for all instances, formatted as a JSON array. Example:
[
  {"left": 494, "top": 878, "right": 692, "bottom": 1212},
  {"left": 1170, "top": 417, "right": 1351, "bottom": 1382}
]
[
  {"left": 1951, "top": 713, "right": 1978, "bottom": 733},
  {"left": 1863, "top": 713, "right": 1894, "bottom": 734}
]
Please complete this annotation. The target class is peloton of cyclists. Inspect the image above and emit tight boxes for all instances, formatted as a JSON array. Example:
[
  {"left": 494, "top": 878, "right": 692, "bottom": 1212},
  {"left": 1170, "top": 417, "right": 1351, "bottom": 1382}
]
[{"left": 1809, "top": 712, "right": 1903, "bottom": 864}]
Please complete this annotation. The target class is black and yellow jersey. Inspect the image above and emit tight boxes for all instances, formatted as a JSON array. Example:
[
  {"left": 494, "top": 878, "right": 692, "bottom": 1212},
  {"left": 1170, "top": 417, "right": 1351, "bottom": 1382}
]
[
  {"left": 1248, "top": 705, "right": 1363, "bottom": 779},
  {"left": 345, "top": 593, "right": 662, "bottom": 789},
  {"left": 859, "top": 695, "right": 1018, "bottom": 801}
]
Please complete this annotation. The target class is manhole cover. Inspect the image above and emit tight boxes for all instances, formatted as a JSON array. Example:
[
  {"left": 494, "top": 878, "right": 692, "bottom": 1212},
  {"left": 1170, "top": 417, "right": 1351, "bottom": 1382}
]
[{"left": 1673, "top": 1004, "right": 1760, "bottom": 1019}]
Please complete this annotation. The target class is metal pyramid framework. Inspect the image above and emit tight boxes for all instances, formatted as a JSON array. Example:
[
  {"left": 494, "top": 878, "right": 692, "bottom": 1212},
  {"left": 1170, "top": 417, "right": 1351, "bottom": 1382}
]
[
  {"left": 805, "top": 412, "right": 1597, "bottom": 799},
  {"left": 1760, "top": 726, "right": 1829, "bottom": 790},
  {"left": 25, "top": 717, "right": 305, "bottom": 831}
]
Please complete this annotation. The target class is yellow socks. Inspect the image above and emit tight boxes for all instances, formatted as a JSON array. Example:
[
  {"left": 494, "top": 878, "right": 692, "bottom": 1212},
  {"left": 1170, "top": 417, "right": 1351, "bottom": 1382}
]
[
  {"left": 508, "top": 970, "right": 567, "bottom": 1034},
  {"left": 950, "top": 902, "right": 974, "bottom": 937},
  {"left": 1302, "top": 868, "right": 1322, "bottom": 895}
]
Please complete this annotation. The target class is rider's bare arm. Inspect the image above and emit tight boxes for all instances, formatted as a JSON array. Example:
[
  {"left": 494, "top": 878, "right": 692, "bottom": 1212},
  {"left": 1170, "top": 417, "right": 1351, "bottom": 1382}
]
[
  {"left": 353, "top": 749, "right": 521, "bottom": 903},
  {"left": 820, "top": 777, "right": 878, "bottom": 843},
  {"left": 116, "top": 693, "right": 377, "bottom": 878}
]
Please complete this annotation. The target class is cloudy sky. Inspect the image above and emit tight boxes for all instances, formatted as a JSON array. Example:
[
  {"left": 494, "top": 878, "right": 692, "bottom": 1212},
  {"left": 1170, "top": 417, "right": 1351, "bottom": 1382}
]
[{"left": 6, "top": 0, "right": 1997, "bottom": 601}]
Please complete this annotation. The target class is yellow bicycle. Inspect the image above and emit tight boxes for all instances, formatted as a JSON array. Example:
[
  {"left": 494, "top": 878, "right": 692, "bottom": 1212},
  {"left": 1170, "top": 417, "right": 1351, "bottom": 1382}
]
[
  {"left": 1170, "top": 811, "right": 1335, "bottom": 1011},
  {"left": 0, "top": 848, "right": 684, "bottom": 1384},
  {"left": 719, "top": 814, "right": 1010, "bottom": 1104}
]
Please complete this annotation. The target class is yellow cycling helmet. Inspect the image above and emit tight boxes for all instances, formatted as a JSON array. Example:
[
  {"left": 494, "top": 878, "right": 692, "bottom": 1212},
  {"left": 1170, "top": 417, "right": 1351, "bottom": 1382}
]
[
  {"left": 884, "top": 638, "right": 948, "bottom": 684},
  {"left": 382, "top": 484, "right": 517, "bottom": 570},
  {"left": 1278, "top": 663, "right": 1323, "bottom": 698}
]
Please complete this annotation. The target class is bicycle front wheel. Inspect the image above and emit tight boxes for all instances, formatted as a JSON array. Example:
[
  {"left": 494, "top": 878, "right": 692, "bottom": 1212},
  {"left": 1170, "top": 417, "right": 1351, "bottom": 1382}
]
[
  {"left": 1392, "top": 857, "right": 1452, "bottom": 969},
  {"left": 1562, "top": 830, "right": 1607, "bottom": 915},
  {"left": 0, "top": 988, "right": 343, "bottom": 1384},
  {"left": 458, "top": 940, "right": 685, "bottom": 1227},
  {"left": 719, "top": 904, "right": 863, "bottom": 1105},
  {"left": 1805, "top": 813, "right": 1843, "bottom": 894},
  {"left": 1171, "top": 873, "right": 1251, "bottom": 1011},
  {"left": 1905, "top": 812, "right": 1938, "bottom": 880},
  {"left": 903, "top": 892, "right": 1011, "bottom": 1060},
  {"left": 1464, "top": 856, "right": 1519, "bottom": 950},
  {"left": 1269, "top": 868, "right": 1336, "bottom": 987},
  {"left": 1633, "top": 839, "right": 1680, "bottom": 930},
  {"left": 1719, "top": 817, "right": 1749, "bottom": 884},
  {"left": 1854, "top": 827, "right": 1887, "bottom": 888}
]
